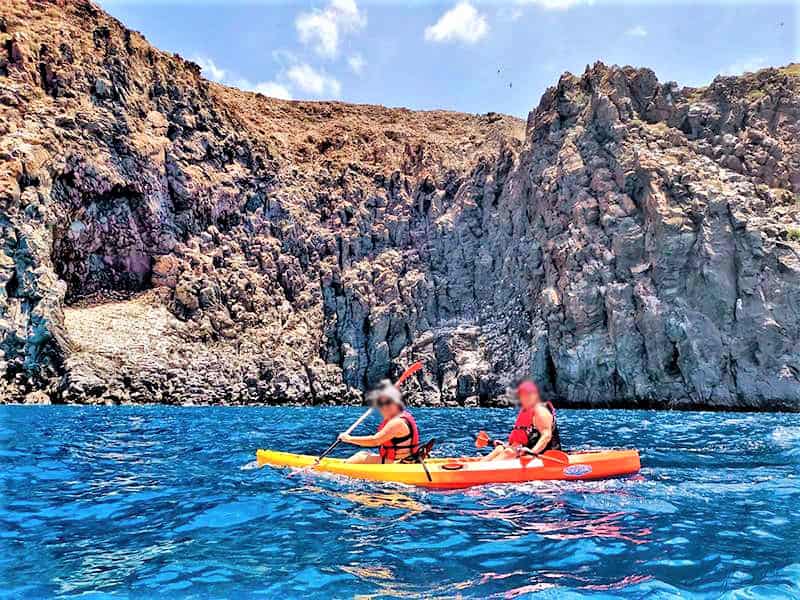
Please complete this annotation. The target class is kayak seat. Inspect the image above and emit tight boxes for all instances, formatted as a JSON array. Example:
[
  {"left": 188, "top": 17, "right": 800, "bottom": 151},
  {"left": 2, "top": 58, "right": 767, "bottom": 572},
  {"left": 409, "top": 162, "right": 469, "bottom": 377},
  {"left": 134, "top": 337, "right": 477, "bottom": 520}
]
[{"left": 399, "top": 438, "right": 435, "bottom": 464}]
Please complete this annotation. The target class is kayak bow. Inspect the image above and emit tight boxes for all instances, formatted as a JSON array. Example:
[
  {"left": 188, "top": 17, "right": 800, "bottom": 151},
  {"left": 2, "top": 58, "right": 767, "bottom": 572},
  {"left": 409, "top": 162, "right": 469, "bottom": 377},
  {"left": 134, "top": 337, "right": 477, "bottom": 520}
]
[{"left": 256, "top": 449, "right": 640, "bottom": 489}]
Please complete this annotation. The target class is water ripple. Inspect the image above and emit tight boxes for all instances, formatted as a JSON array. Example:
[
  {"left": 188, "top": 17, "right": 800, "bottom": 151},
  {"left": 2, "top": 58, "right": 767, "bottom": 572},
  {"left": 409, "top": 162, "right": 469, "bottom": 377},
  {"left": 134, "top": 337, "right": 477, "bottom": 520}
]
[{"left": 1, "top": 406, "right": 799, "bottom": 598}]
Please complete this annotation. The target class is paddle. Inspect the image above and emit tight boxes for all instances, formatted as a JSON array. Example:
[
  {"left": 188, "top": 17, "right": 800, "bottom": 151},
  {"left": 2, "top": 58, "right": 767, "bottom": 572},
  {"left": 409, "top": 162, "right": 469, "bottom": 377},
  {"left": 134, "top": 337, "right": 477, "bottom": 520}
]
[
  {"left": 475, "top": 430, "right": 569, "bottom": 465},
  {"left": 309, "top": 361, "right": 424, "bottom": 468}
]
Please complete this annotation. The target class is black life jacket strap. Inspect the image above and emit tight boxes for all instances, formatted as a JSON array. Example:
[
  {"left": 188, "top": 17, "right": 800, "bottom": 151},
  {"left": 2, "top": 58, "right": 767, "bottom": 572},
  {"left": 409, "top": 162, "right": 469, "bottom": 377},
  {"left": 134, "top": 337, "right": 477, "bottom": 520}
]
[
  {"left": 398, "top": 438, "right": 436, "bottom": 465},
  {"left": 388, "top": 416, "right": 417, "bottom": 451}
]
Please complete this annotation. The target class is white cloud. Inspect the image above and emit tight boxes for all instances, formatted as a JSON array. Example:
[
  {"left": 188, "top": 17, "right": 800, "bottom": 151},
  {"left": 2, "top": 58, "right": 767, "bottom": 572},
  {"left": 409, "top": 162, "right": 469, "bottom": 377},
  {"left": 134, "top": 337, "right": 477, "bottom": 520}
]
[
  {"left": 286, "top": 63, "right": 341, "bottom": 97},
  {"left": 231, "top": 77, "right": 293, "bottom": 100},
  {"left": 516, "top": 0, "right": 593, "bottom": 10},
  {"left": 193, "top": 56, "right": 227, "bottom": 82},
  {"left": 723, "top": 57, "right": 767, "bottom": 76},
  {"left": 192, "top": 46, "right": 347, "bottom": 101},
  {"left": 625, "top": 25, "right": 647, "bottom": 37},
  {"left": 347, "top": 53, "right": 366, "bottom": 75},
  {"left": 424, "top": 2, "right": 489, "bottom": 45},
  {"left": 251, "top": 81, "right": 293, "bottom": 100},
  {"left": 193, "top": 55, "right": 292, "bottom": 100},
  {"left": 296, "top": 0, "right": 367, "bottom": 58}
]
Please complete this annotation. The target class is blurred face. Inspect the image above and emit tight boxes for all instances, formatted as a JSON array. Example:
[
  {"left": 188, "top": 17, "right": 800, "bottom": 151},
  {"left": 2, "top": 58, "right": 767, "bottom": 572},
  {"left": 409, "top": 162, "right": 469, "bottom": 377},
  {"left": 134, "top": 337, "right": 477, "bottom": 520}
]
[
  {"left": 518, "top": 388, "right": 541, "bottom": 410},
  {"left": 376, "top": 395, "right": 401, "bottom": 419}
]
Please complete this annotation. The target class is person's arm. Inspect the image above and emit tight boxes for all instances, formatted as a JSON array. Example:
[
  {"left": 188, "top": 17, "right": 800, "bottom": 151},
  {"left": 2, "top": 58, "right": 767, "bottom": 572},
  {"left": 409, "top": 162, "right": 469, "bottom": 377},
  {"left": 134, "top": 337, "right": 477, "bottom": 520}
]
[
  {"left": 339, "top": 418, "right": 407, "bottom": 448},
  {"left": 529, "top": 405, "right": 554, "bottom": 454}
]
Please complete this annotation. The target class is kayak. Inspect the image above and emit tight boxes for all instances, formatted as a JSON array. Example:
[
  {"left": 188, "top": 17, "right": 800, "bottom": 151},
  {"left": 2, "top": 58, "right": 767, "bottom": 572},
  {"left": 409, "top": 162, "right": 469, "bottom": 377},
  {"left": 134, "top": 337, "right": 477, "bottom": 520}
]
[{"left": 256, "top": 449, "right": 641, "bottom": 489}]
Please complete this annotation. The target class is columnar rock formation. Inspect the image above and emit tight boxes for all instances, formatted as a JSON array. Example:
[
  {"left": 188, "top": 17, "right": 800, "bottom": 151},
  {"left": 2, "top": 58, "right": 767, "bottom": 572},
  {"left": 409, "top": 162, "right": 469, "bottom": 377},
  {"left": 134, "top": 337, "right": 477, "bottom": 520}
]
[{"left": 1, "top": 0, "right": 798, "bottom": 408}]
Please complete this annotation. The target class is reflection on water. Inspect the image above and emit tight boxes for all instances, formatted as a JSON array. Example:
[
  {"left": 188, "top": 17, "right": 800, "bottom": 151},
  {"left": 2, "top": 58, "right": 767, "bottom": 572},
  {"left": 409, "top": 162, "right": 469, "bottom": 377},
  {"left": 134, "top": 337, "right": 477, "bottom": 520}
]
[
  {"left": 297, "top": 485, "right": 428, "bottom": 520},
  {"left": 340, "top": 491, "right": 427, "bottom": 516},
  {"left": 1, "top": 406, "right": 799, "bottom": 598}
]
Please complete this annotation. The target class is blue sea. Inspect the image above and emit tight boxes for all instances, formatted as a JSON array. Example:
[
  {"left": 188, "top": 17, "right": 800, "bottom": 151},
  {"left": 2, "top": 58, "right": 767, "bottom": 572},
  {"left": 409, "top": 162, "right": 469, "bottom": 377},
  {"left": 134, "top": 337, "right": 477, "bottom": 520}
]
[{"left": 1, "top": 406, "right": 800, "bottom": 599}]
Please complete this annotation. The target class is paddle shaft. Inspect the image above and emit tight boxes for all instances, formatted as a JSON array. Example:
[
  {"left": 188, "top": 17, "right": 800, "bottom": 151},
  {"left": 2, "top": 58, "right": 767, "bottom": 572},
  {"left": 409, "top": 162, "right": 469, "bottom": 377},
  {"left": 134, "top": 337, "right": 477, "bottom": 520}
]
[
  {"left": 478, "top": 433, "right": 568, "bottom": 465},
  {"left": 312, "top": 407, "right": 373, "bottom": 465},
  {"left": 311, "top": 360, "right": 424, "bottom": 467}
]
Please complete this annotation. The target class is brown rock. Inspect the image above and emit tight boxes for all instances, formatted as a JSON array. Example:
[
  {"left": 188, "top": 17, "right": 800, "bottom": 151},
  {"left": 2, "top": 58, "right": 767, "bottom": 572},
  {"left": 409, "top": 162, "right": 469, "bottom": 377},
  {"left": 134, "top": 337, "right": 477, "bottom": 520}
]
[
  {"left": 152, "top": 255, "right": 181, "bottom": 289},
  {"left": 24, "top": 391, "right": 51, "bottom": 404}
]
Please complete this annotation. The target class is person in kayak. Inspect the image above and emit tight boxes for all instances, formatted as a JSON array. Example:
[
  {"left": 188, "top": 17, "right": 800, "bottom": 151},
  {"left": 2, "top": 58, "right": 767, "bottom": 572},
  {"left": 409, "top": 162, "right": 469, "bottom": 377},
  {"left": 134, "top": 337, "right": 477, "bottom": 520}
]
[
  {"left": 481, "top": 380, "right": 561, "bottom": 461},
  {"left": 338, "top": 382, "right": 420, "bottom": 464}
]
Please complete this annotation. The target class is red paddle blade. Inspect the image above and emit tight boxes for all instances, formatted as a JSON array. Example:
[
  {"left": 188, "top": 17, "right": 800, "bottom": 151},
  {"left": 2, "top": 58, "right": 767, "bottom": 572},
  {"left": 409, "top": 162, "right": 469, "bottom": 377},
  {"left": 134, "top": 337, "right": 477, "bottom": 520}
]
[
  {"left": 519, "top": 453, "right": 534, "bottom": 467},
  {"left": 475, "top": 431, "right": 490, "bottom": 448},
  {"left": 395, "top": 361, "right": 423, "bottom": 387},
  {"left": 542, "top": 450, "right": 570, "bottom": 465}
]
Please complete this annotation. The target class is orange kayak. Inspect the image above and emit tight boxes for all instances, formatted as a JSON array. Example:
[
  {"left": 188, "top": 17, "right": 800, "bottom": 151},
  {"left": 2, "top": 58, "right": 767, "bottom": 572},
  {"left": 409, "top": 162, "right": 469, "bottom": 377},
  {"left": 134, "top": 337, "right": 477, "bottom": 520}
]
[{"left": 256, "top": 449, "right": 641, "bottom": 489}]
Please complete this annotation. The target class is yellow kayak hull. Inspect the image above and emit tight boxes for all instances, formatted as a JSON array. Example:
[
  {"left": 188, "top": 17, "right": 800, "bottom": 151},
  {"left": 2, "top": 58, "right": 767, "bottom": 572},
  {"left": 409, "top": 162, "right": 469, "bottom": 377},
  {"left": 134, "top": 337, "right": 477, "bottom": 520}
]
[{"left": 256, "top": 449, "right": 641, "bottom": 489}]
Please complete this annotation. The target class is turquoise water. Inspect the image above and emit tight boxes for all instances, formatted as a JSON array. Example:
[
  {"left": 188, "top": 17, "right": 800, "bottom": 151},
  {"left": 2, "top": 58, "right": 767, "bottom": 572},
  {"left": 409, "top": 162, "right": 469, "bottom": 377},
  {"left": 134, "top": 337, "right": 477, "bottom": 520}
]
[{"left": 1, "top": 407, "right": 800, "bottom": 599}]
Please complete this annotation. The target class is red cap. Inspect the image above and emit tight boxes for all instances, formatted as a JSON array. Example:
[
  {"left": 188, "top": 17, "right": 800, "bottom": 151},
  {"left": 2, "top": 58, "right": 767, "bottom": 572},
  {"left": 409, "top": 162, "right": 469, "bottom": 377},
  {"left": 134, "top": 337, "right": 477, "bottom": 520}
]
[{"left": 516, "top": 380, "right": 539, "bottom": 396}]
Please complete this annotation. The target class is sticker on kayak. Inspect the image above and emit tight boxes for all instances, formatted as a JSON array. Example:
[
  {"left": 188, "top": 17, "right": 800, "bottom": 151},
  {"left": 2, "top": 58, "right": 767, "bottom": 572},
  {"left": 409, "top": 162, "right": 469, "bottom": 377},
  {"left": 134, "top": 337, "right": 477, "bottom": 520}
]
[{"left": 563, "top": 464, "right": 593, "bottom": 477}]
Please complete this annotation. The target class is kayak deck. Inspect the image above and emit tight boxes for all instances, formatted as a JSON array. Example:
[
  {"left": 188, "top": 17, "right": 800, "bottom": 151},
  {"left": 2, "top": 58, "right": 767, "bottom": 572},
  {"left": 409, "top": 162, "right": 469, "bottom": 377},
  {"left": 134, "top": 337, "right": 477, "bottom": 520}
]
[{"left": 256, "top": 448, "right": 641, "bottom": 489}]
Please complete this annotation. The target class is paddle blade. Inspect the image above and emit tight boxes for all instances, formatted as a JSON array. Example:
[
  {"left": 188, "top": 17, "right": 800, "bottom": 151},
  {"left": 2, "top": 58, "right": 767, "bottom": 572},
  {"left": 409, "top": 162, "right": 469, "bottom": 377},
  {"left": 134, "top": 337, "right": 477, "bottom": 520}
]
[
  {"left": 395, "top": 361, "right": 423, "bottom": 387},
  {"left": 542, "top": 450, "right": 570, "bottom": 465},
  {"left": 475, "top": 431, "right": 490, "bottom": 448}
]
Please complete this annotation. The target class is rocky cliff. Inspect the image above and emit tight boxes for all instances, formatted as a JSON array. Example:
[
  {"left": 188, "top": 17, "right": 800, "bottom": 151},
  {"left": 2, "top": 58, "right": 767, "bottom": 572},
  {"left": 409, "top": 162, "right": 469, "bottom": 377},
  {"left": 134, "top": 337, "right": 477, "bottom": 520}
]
[{"left": 1, "top": 0, "right": 799, "bottom": 409}]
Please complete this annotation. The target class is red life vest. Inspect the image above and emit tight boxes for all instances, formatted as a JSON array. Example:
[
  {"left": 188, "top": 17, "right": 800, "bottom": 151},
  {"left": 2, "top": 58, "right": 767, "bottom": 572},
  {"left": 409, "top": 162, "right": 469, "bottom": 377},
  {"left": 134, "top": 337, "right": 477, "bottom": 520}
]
[
  {"left": 377, "top": 411, "right": 419, "bottom": 463},
  {"left": 508, "top": 402, "right": 561, "bottom": 450}
]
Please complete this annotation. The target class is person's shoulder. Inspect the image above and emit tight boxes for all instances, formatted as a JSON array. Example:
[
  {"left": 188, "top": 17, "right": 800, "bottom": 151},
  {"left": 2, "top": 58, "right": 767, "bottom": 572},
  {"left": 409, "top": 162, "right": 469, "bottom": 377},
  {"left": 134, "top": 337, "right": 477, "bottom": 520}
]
[
  {"left": 534, "top": 403, "right": 554, "bottom": 418},
  {"left": 389, "top": 415, "right": 410, "bottom": 429}
]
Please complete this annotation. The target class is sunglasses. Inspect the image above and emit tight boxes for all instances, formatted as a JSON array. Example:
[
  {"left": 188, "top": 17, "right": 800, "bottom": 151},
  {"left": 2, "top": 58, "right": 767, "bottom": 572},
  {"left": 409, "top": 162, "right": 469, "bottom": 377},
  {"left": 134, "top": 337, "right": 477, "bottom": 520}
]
[{"left": 375, "top": 397, "right": 394, "bottom": 407}]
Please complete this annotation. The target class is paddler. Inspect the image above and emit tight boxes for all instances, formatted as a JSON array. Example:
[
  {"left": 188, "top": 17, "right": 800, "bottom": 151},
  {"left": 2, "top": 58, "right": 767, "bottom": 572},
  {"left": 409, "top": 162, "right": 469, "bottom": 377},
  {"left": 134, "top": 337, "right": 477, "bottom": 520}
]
[
  {"left": 481, "top": 380, "right": 562, "bottom": 461},
  {"left": 339, "top": 381, "right": 421, "bottom": 464}
]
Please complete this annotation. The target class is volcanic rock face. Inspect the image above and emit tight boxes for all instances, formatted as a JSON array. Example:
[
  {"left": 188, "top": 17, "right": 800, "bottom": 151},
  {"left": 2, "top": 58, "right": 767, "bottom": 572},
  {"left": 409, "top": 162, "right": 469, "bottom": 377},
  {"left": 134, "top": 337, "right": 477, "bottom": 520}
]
[{"left": 1, "top": 0, "right": 798, "bottom": 408}]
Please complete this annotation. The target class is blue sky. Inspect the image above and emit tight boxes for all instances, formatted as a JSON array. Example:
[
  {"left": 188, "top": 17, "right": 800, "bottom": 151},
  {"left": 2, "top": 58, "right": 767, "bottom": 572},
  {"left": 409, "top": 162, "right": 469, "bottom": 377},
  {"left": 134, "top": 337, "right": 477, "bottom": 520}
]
[{"left": 97, "top": 0, "right": 798, "bottom": 117}]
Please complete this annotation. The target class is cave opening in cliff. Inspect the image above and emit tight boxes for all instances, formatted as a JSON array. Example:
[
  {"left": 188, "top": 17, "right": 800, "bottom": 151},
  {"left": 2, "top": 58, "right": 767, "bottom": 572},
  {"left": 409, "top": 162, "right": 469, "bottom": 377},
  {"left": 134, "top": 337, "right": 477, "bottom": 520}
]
[
  {"left": 544, "top": 345, "right": 559, "bottom": 397},
  {"left": 4, "top": 268, "right": 19, "bottom": 301},
  {"left": 667, "top": 343, "right": 682, "bottom": 377},
  {"left": 50, "top": 179, "right": 156, "bottom": 304}
]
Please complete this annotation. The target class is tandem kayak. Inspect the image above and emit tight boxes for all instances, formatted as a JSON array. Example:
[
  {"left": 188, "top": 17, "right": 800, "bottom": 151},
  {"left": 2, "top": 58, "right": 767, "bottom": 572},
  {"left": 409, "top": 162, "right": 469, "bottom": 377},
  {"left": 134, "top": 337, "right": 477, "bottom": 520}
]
[{"left": 256, "top": 449, "right": 641, "bottom": 489}]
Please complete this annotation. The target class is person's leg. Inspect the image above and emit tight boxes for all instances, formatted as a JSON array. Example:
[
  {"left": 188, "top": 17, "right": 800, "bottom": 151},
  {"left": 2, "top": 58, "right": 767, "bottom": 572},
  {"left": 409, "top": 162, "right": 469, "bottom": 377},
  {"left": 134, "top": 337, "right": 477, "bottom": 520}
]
[
  {"left": 493, "top": 447, "right": 518, "bottom": 461},
  {"left": 345, "top": 451, "right": 382, "bottom": 464},
  {"left": 480, "top": 446, "right": 500, "bottom": 462},
  {"left": 481, "top": 445, "right": 518, "bottom": 462},
  {"left": 481, "top": 446, "right": 506, "bottom": 461}
]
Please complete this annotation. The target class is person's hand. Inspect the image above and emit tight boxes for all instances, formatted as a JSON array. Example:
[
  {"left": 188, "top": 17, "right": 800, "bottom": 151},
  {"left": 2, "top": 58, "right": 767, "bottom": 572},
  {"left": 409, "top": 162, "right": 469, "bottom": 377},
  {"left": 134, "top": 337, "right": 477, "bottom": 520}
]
[{"left": 338, "top": 433, "right": 353, "bottom": 443}]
